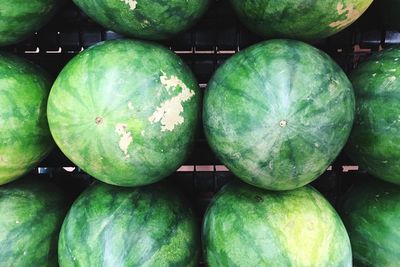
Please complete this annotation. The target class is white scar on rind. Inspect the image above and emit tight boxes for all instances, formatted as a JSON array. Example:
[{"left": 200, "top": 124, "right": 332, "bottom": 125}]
[
  {"left": 115, "top": 123, "right": 133, "bottom": 157},
  {"left": 148, "top": 71, "right": 195, "bottom": 131},
  {"left": 120, "top": 0, "right": 137, "bottom": 10},
  {"left": 329, "top": 3, "right": 360, "bottom": 29}
]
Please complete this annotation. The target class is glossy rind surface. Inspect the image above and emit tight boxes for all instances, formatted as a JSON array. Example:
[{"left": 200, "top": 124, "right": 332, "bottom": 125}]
[{"left": 204, "top": 39, "right": 355, "bottom": 190}]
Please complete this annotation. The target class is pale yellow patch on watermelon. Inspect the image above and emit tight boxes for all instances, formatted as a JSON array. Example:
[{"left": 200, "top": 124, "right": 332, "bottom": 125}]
[
  {"left": 120, "top": 0, "right": 137, "bottom": 11},
  {"left": 329, "top": 2, "right": 361, "bottom": 29},
  {"left": 115, "top": 123, "right": 132, "bottom": 157},
  {"left": 148, "top": 71, "right": 195, "bottom": 132},
  {"left": 267, "top": 190, "right": 341, "bottom": 266}
]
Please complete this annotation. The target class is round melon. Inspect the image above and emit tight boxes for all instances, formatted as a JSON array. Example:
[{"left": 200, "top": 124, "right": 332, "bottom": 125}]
[
  {"left": 341, "top": 178, "right": 400, "bottom": 266},
  {"left": 0, "top": 177, "right": 69, "bottom": 267},
  {"left": 0, "top": 53, "right": 53, "bottom": 185},
  {"left": 47, "top": 39, "right": 200, "bottom": 187},
  {"left": 230, "top": 0, "right": 373, "bottom": 40},
  {"left": 346, "top": 47, "right": 400, "bottom": 185},
  {"left": 73, "top": 0, "right": 209, "bottom": 40},
  {"left": 202, "top": 182, "right": 352, "bottom": 266},
  {"left": 203, "top": 39, "right": 355, "bottom": 191},
  {"left": 0, "top": 0, "right": 59, "bottom": 46},
  {"left": 58, "top": 182, "right": 200, "bottom": 266}
]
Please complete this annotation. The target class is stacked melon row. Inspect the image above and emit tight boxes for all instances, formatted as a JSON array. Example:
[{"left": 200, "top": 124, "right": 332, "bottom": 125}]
[
  {"left": 1, "top": 1, "right": 207, "bottom": 266},
  {"left": 0, "top": 0, "right": 400, "bottom": 266}
]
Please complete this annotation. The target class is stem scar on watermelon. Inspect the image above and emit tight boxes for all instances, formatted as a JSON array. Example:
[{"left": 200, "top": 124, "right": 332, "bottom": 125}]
[
  {"left": 47, "top": 39, "right": 200, "bottom": 187},
  {"left": 203, "top": 39, "right": 355, "bottom": 191},
  {"left": 95, "top": 116, "right": 103, "bottom": 125}
]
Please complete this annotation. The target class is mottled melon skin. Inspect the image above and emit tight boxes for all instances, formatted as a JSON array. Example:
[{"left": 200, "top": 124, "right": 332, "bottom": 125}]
[
  {"left": 0, "top": 0, "right": 60, "bottom": 46},
  {"left": 347, "top": 46, "right": 400, "bottom": 185},
  {"left": 0, "top": 53, "right": 54, "bottom": 185},
  {"left": 203, "top": 182, "right": 352, "bottom": 266},
  {"left": 203, "top": 39, "right": 355, "bottom": 191},
  {"left": 73, "top": 0, "right": 209, "bottom": 40},
  {"left": 0, "top": 178, "right": 69, "bottom": 267},
  {"left": 341, "top": 178, "right": 400, "bottom": 266},
  {"left": 230, "top": 0, "right": 373, "bottom": 40},
  {"left": 48, "top": 39, "right": 200, "bottom": 187},
  {"left": 58, "top": 182, "right": 200, "bottom": 267}
]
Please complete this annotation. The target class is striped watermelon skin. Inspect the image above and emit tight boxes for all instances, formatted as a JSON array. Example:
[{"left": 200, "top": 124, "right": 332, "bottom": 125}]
[
  {"left": 47, "top": 39, "right": 200, "bottom": 187},
  {"left": 0, "top": 53, "right": 53, "bottom": 185},
  {"left": 58, "top": 182, "right": 200, "bottom": 267},
  {"left": 73, "top": 0, "right": 209, "bottom": 40},
  {"left": 341, "top": 178, "right": 400, "bottom": 266},
  {"left": 0, "top": 177, "right": 69, "bottom": 267},
  {"left": 230, "top": 0, "right": 373, "bottom": 40},
  {"left": 203, "top": 39, "right": 355, "bottom": 191},
  {"left": 347, "top": 47, "right": 400, "bottom": 185},
  {"left": 202, "top": 182, "right": 352, "bottom": 266},
  {"left": 0, "top": 0, "right": 59, "bottom": 46}
]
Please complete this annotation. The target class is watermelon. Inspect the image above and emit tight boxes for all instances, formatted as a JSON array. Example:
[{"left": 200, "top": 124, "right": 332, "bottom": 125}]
[
  {"left": 58, "top": 182, "right": 200, "bottom": 266},
  {"left": 230, "top": 0, "right": 373, "bottom": 40},
  {"left": 0, "top": 0, "right": 59, "bottom": 46},
  {"left": 47, "top": 39, "right": 200, "bottom": 187},
  {"left": 202, "top": 182, "right": 352, "bottom": 266},
  {"left": 0, "top": 53, "right": 53, "bottom": 185},
  {"left": 340, "top": 178, "right": 400, "bottom": 266},
  {"left": 73, "top": 0, "right": 209, "bottom": 40},
  {"left": 0, "top": 177, "right": 69, "bottom": 267},
  {"left": 346, "top": 47, "right": 400, "bottom": 185},
  {"left": 203, "top": 39, "right": 355, "bottom": 191}
]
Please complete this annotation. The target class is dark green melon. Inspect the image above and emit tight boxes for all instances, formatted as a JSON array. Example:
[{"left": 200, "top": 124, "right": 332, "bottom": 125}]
[
  {"left": 73, "top": 0, "right": 209, "bottom": 40},
  {"left": 0, "top": 0, "right": 59, "bottom": 46},
  {"left": 47, "top": 39, "right": 200, "bottom": 187},
  {"left": 203, "top": 39, "right": 355, "bottom": 191},
  {"left": 0, "top": 177, "right": 69, "bottom": 267},
  {"left": 341, "top": 178, "right": 400, "bottom": 266},
  {"left": 202, "top": 182, "right": 352, "bottom": 266},
  {"left": 347, "top": 46, "right": 400, "bottom": 185},
  {"left": 58, "top": 182, "right": 200, "bottom": 267},
  {"left": 0, "top": 53, "right": 53, "bottom": 185},
  {"left": 230, "top": 0, "right": 373, "bottom": 40}
]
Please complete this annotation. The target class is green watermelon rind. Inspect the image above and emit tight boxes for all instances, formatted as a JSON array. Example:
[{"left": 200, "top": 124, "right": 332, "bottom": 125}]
[
  {"left": 229, "top": 0, "right": 373, "bottom": 40},
  {"left": 346, "top": 46, "right": 400, "bottom": 185},
  {"left": 47, "top": 39, "right": 200, "bottom": 187},
  {"left": 72, "top": 0, "right": 209, "bottom": 40},
  {"left": 340, "top": 178, "right": 400, "bottom": 266},
  {"left": 58, "top": 182, "right": 200, "bottom": 267},
  {"left": 202, "top": 182, "right": 352, "bottom": 266},
  {"left": 0, "top": 177, "right": 69, "bottom": 267},
  {"left": 0, "top": 0, "right": 60, "bottom": 46},
  {"left": 0, "top": 52, "right": 54, "bottom": 185},
  {"left": 203, "top": 39, "right": 355, "bottom": 191}
]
